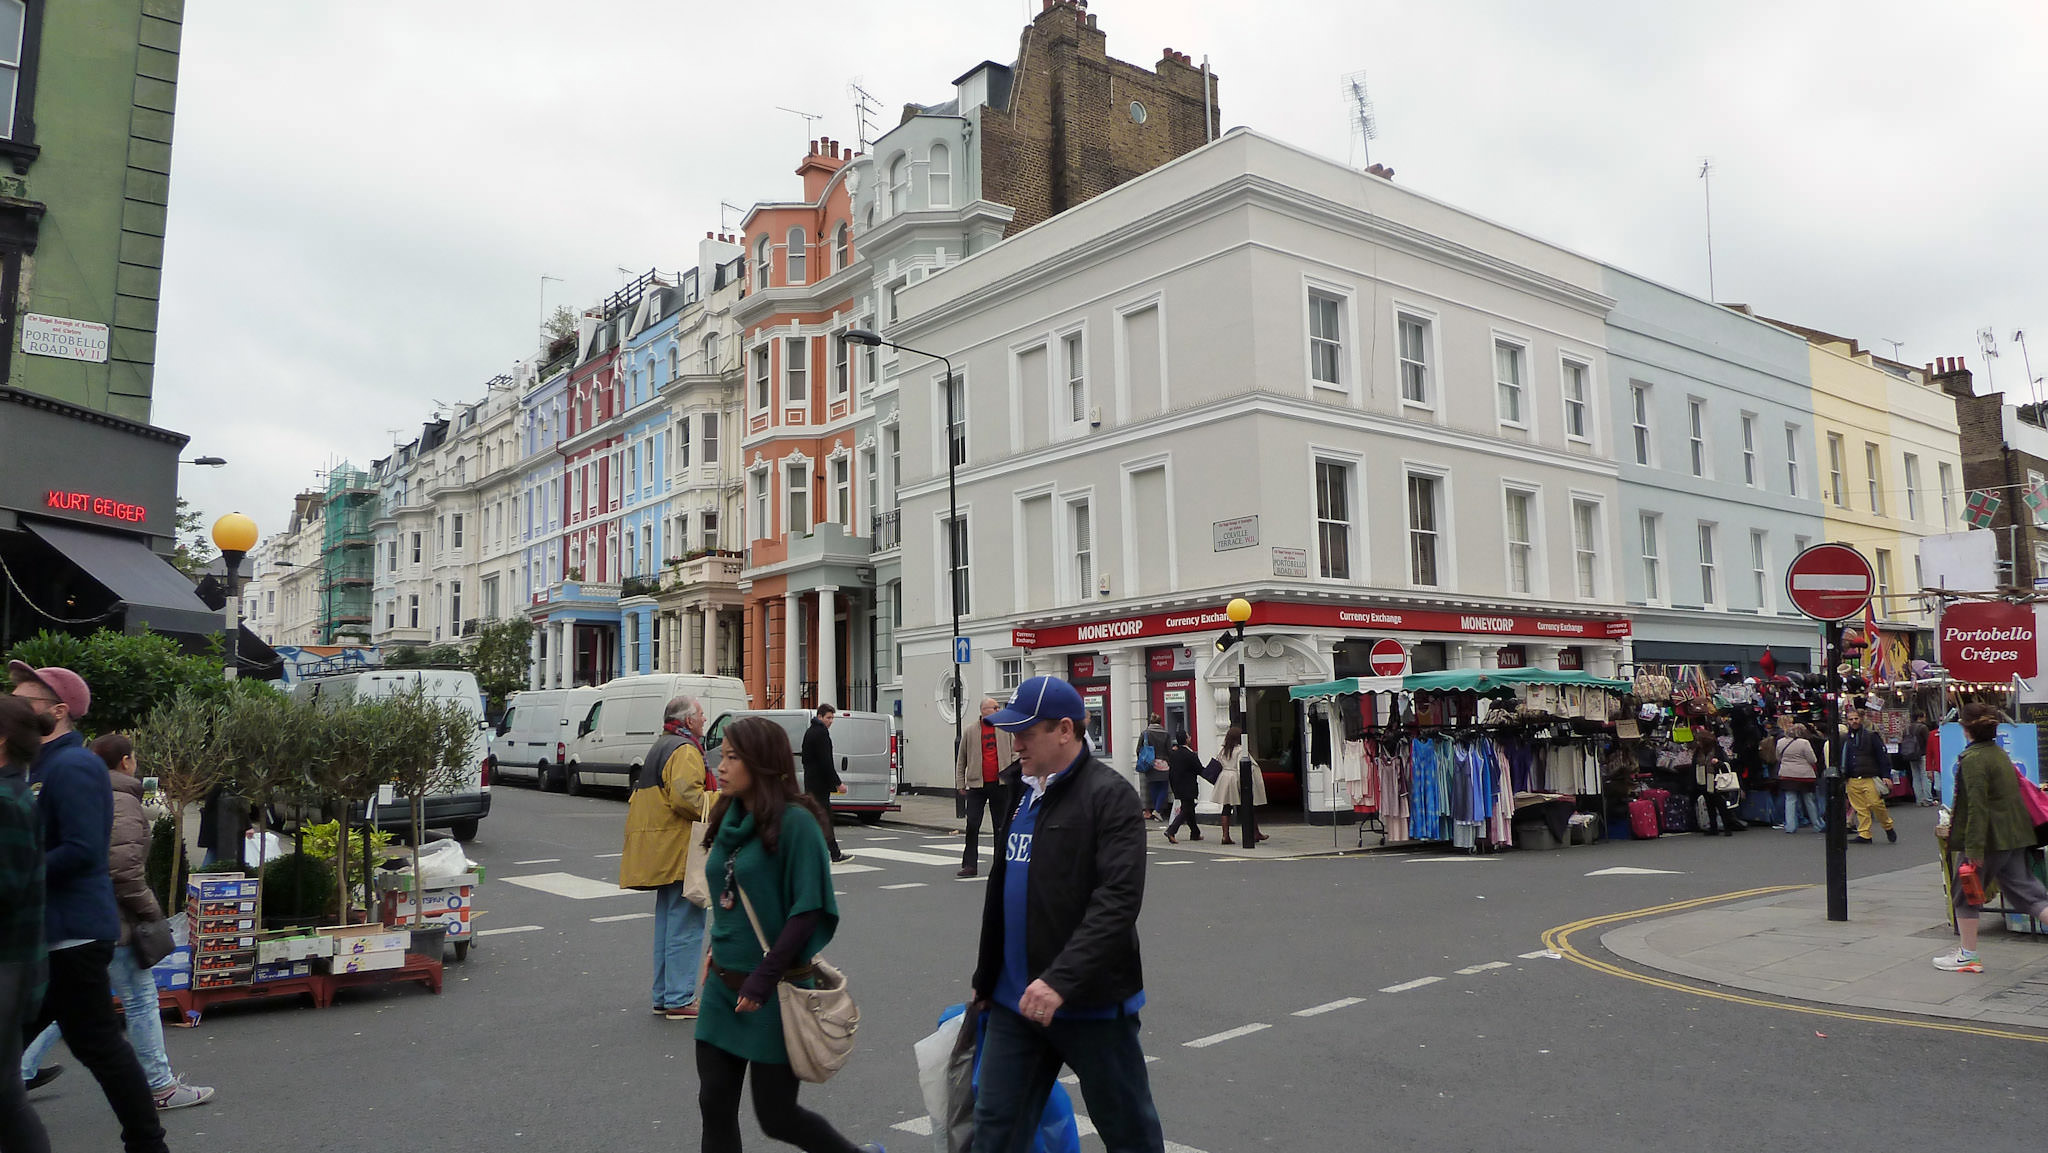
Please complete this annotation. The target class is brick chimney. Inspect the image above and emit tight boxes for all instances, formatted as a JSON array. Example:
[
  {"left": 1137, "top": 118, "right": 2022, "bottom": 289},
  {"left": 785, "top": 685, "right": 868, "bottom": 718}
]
[
  {"left": 1366, "top": 163, "right": 1396, "bottom": 181},
  {"left": 1930, "top": 355, "right": 1974, "bottom": 399},
  {"left": 797, "top": 137, "right": 848, "bottom": 202}
]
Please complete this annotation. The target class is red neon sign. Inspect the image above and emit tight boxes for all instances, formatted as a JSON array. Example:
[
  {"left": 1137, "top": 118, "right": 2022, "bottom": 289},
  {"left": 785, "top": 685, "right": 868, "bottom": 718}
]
[{"left": 45, "top": 489, "right": 148, "bottom": 524}]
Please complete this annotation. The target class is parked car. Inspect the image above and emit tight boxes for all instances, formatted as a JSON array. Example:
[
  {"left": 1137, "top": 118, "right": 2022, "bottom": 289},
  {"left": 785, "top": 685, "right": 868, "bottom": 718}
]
[
  {"left": 703, "top": 709, "right": 899, "bottom": 823},
  {"left": 488, "top": 686, "right": 599, "bottom": 791},
  {"left": 293, "top": 668, "right": 491, "bottom": 841},
  {"left": 564, "top": 674, "right": 750, "bottom": 795}
]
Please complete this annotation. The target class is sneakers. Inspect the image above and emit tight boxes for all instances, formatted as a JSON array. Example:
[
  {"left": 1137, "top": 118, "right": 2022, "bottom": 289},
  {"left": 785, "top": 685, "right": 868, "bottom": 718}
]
[
  {"left": 1933, "top": 949, "right": 1984, "bottom": 973},
  {"left": 1852, "top": 836, "right": 1874, "bottom": 845},
  {"left": 830, "top": 852, "right": 852, "bottom": 864},
  {"left": 154, "top": 1079, "right": 215, "bottom": 1110},
  {"left": 23, "top": 1064, "right": 61, "bottom": 1092},
  {"left": 1886, "top": 827, "right": 1898, "bottom": 843}
]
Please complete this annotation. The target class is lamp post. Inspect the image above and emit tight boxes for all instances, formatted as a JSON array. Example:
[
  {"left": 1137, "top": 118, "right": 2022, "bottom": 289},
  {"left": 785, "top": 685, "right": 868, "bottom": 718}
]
[
  {"left": 181, "top": 456, "right": 227, "bottom": 467},
  {"left": 212, "top": 513, "right": 258, "bottom": 681},
  {"left": 846, "top": 329, "right": 965, "bottom": 759},
  {"left": 1225, "top": 597, "right": 1257, "bottom": 851}
]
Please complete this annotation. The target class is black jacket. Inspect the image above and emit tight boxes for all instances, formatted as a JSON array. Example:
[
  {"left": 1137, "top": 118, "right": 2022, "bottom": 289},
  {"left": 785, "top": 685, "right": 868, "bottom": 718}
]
[
  {"left": 1164, "top": 746, "right": 1203, "bottom": 798},
  {"left": 1842, "top": 728, "right": 1890, "bottom": 778},
  {"left": 973, "top": 751, "right": 1147, "bottom": 1011},
  {"left": 801, "top": 719, "right": 840, "bottom": 794}
]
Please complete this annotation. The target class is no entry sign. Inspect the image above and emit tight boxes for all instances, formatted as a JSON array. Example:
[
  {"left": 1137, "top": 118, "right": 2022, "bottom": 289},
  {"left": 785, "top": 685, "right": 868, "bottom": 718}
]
[
  {"left": 1369, "top": 639, "right": 1408, "bottom": 677},
  {"left": 1785, "top": 544, "right": 1875, "bottom": 622}
]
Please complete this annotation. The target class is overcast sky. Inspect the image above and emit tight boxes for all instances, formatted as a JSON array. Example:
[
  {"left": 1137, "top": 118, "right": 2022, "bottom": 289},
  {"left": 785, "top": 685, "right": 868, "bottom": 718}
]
[{"left": 154, "top": 0, "right": 2048, "bottom": 537}]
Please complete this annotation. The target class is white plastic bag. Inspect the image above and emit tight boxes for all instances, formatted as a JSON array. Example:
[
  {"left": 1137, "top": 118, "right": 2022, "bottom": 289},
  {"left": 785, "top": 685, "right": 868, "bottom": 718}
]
[
  {"left": 241, "top": 830, "right": 286, "bottom": 866},
  {"left": 413, "top": 838, "right": 475, "bottom": 883},
  {"left": 914, "top": 1013, "right": 976, "bottom": 1153}
]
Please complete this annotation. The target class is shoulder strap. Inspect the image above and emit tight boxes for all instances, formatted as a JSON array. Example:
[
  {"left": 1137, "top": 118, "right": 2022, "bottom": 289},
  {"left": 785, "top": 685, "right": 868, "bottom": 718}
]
[{"left": 734, "top": 885, "right": 773, "bottom": 953}]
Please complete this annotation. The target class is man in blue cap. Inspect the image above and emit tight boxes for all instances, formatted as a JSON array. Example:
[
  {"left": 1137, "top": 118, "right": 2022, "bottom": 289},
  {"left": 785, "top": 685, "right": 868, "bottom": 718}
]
[{"left": 970, "top": 676, "right": 1162, "bottom": 1153}]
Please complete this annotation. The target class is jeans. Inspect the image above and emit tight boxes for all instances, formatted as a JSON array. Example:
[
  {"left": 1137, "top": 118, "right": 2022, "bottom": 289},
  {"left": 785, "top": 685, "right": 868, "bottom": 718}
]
[
  {"left": 1782, "top": 788, "right": 1825, "bottom": 833},
  {"left": 1164, "top": 795, "right": 1201, "bottom": 839},
  {"left": 1907, "top": 756, "right": 1932, "bottom": 803},
  {"left": 0, "top": 962, "right": 50, "bottom": 1153},
  {"left": 651, "top": 883, "right": 706, "bottom": 1010},
  {"left": 962, "top": 785, "right": 1002, "bottom": 873},
  {"left": 23, "top": 942, "right": 166, "bottom": 1153},
  {"left": 22, "top": 944, "right": 173, "bottom": 1092},
  {"left": 1145, "top": 779, "right": 1170, "bottom": 817},
  {"left": 974, "top": 1004, "right": 1164, "bottom": 1153},
  {"left": 695, "top": 1039, "right": 861, "bottom": 1153}
]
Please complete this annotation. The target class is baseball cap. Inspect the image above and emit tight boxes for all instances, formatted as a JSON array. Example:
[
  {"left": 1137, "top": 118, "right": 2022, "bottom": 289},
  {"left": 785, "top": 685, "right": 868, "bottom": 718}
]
[
  {"left": 8, "top": 661, "right": 90, "bottom": 718},
  {"left": 988, "top": 676, "right": 1087, "bottom": 732}
]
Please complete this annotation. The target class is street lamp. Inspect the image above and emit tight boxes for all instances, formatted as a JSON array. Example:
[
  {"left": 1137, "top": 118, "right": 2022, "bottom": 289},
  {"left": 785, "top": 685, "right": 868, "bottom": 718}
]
[
  {"left": 845, "top": 328, "right": 965, "bottom": 760},
  {"left": 182, "top": 456, "right": 227, "bottom": 467},
  {"left": 212, "top": 513, "right": 258, "bottom": 681},
  {"left": 1225, "top": 597, "right": 1257, "bottom": 851}
]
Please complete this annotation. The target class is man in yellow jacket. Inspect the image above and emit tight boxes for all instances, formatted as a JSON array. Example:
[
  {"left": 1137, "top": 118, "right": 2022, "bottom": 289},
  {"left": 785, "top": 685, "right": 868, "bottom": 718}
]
[{"left": 620, "top": 694, "right": 711, "bottom": 1019}]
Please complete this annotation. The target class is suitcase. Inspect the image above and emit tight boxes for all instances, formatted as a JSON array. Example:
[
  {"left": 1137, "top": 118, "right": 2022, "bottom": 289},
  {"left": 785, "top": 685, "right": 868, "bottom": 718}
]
[
  {"left": 1628, "top": 798, "right": 1661, "bottom": 839},
  {"left": 1660, "top": 791, "right": 1695, "bottom": 834}
]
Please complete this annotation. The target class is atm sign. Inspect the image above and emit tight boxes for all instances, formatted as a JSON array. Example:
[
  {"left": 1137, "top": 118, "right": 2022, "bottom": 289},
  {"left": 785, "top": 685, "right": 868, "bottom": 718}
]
[{"left": 45, "top": 490, "right": 148, "bottom": 524}]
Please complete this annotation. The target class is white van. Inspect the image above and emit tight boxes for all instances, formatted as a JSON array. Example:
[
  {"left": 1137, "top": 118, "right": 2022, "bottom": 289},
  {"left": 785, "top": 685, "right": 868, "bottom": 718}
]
[
  {"left": 564, "top": 674, "right": 750, "bottom": 794},
  {"left": 488, "top": 686, "right": 599, "bottom": 790},
  {"left": 293, "top": 668, "right": 491, "bottom": 841},
  {"left": 703, "top": 709, "right": 899, "bottom": 823}
]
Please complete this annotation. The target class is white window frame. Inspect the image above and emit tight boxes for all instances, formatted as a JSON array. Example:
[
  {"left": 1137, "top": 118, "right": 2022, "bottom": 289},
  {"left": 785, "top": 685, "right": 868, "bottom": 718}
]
[
  {"left": 1697, "top": 521, "right": 1720, "bottom": 609},
  {"left": 1687, "top": 397, "right": 1710, "bottom": 478},
  {"left": 1060, "top": 327, "right": 1089, "bottom": 435},
  {"left": 751, "top": 343, "right": 771, "bottom": 412},
  {"left": 785, "top": 226, "right": 806, "bottom": 284},
  {"left": 784, "top": 461, "right": 811, "bottom": 537},
  {"left": 1750, "top": 529, "right": 1772, "bottom": 613},
  {"left": 1493, "top": 337, "right": 1529, "bottom": 429},
  {"left": 935, "top": 368, "right": 968, "bottom": 471},
  {"left": 1827, "top": 433, "right": 1848, "bottom": 508},
  {"left": 749, "top": 467, "right": 770, "bottom": 541},
  {"left": 927, "top": 142, "right": 952, "bottom": 207},
  {"left": 832, "top": 329, "right": 851, "bottom": 399},
  {"left": 1394, "top": 306, "right": 1437, "bottom": 412},
  {"left": 1060, "top": 492, "right": 1095, "bottom": 605},
  {"left": 1785, "top": 424, "right": 1802, "bottom": 497},
  {"left": 1640, "top": 512, "right": 1663, "bottom": 607},
  {"left": 1303, "top": 279, "right": 1355, "bottom": 399},
  {"left": 784, "top": 335, "right": 809, "bottom": 406},
  {"left": 1403, "top": 465, "right": 1452, "bottom": 590},
  {"left": 935, "top": 508, "right": 973, "bottom": 618},
  {"left": 754, "top": 235, "right": 770, "bottom": 289},
  {"left": 1560, "top": 356, "right": 1592, "bottom": 444},
  {"left": 1312, "top": 453, "right": 1361, "bottom": 583},
  {"left": 1904, "top": 453, "right": 1922, "bottom": 523},
  {"left": 1630, "top": 383, "right": 1652, "bottom": 466},
  {"left": 1502, "top": 484, "right": 1540, "bottom": 596},
  {"left": 887, "top": 153, "right": 908, "bottom": 215},
  {"left": 1739, "top": 413, "right": 1759, "bottom": 487},
  {"left": 831, "top": 454, "right": 851, "bottom": 528},
  {"left": 676, "top": 417, "right": 691, "bottom": 469},
  {"left": 702, "top": 412, "right": 719, "bottom": 464},
  {"left": 1939, "top": 461, "right": 1956, "bottom": 529},
  {"left": 833, "top": 223, "right": 851, "bottom": 273},
  {"left": 1866, "top": 443, "right": 1885, "bottom": 515},
  {"left": 1570, "top": 497, "right": 1602, "bottom": 601},
  {"left": 1112, "top": 294, "right": 1169, "bottom": 420},
  {"left": 1875, "top": 548, "right": 1894, "bottom": 616}
]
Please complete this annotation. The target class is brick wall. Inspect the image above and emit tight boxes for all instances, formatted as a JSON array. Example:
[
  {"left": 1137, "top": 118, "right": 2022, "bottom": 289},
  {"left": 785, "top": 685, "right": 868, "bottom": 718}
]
[
  {"left": 1942, "top": 360, "right": 2048, "bottom": 586},
  {"left": 982, "top": 0, "right": 1219, "bottom": 237}
]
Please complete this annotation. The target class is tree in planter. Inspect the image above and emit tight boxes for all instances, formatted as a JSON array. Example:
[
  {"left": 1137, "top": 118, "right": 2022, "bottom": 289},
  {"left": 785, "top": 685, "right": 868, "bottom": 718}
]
[
  {"left": 133, "top": 687, "right": 225, "bottom": 914},
  {"left": 314, "top": 701, "right": 398, "bottom": 920},
  {"left": 468, "top": 618, "right": 535, "bottom": 716},
  {"left": 377, "top": 689, "right": 476, "bottom": 927},
  {"left": 216, "top": 691, "right": 329, "bottom": 926}
]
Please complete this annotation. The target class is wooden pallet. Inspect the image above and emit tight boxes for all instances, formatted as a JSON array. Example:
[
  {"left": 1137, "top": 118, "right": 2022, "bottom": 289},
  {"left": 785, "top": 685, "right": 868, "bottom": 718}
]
[{"left": 157, "top": 953, "right": 443, "bottom": 1026}]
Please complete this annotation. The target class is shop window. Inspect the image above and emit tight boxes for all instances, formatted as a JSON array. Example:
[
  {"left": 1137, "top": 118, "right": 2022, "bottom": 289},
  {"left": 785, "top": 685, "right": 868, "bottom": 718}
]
[{"left": 1409, "top": 641, "right": 1448, "bottom": 674}]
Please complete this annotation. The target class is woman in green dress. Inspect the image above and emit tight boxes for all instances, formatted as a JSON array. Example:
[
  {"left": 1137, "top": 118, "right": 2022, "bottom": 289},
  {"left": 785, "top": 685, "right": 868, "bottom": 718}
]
[{"left": 695, "top": 716, "right": 882, "bottom": 1153}]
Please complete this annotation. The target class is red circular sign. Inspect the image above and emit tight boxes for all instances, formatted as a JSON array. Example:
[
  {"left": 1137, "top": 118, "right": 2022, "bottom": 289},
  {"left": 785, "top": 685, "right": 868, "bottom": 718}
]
[
  {"left": 1785, "top": 544, "right": 1875, "bottom": 621},
  {"left": 1368, "top": 638, "right": 1408, "bottom": 677}
]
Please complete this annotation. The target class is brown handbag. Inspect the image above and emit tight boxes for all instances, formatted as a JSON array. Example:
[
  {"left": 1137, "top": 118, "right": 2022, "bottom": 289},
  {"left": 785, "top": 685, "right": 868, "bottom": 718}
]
[{"left": 735, "top": 885, "right": 860, "bottom": 1083}]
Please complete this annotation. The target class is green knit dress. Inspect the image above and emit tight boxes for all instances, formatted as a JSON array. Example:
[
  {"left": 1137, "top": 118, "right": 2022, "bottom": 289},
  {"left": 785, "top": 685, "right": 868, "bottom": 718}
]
[{"left": 693, "top": 802, "right": 839, "bottom": 1064}]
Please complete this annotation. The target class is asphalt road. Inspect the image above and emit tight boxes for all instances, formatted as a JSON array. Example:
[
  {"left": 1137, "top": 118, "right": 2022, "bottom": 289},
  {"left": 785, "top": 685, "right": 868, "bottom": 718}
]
[{"left": 29, "top": 787, "right": 2047, "bottom": 1152}]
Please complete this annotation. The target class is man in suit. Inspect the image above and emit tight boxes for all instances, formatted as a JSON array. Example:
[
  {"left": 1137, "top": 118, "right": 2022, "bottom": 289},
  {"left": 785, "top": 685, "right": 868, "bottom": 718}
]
[{"left": 801, "top": 704, "right": 848, "bottom": 863}]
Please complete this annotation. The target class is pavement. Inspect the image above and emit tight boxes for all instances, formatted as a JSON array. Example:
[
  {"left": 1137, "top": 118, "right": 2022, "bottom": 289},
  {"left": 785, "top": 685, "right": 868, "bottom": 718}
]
[
  {"left": 1606, "top": 856, "right": 2048, "bottom": 1029},
  {"left": 887, "top": 790, "right": 1381, "bottom": 859},
  {"left": 30, "top": 785, "right": 2048, "bottom": 1152}
]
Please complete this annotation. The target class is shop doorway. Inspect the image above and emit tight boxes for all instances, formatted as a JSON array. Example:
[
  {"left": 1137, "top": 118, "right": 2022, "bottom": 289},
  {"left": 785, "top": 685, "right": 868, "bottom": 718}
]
[{"left": 1244, "top": 686, "right": 1304, "bottom": 814}]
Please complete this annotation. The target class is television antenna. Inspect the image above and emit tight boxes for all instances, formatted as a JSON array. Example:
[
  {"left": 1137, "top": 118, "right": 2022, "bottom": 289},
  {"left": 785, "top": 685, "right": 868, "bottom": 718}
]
[
  {"left": 1342, "top": 70, "right": 1377, "bottom": 168},
  {"left": 776, "top": 105, "right": 823, "bottom": 139},
  {"left": 849, "top": 81, "right": 881, "bottom": 151},
  {"left": 1980, "top": 327, "right": 2000, "bottom": 390},
  {"left": 1880, "top": 338, "right": 1904, "bottom": 360},
  {"left": 1699, "top": 159, "right": 1717, "bottom": 302},
  {"left": 720, "top": 201, "right": 747, "bottom": 232}
]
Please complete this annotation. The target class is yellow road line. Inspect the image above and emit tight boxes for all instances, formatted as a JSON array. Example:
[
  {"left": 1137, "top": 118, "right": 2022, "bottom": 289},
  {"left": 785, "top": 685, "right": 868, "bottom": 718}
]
[{"left": 1543, "top": 886, "right": 2048, "bottom": 1045}]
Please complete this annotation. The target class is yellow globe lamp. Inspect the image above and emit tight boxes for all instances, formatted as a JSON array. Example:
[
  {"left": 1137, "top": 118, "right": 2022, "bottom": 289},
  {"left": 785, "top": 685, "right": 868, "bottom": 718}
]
[
  {"left": 211, "top": 512, "right": 258, "bottom": 555},
  {"left": 1225, "top": 597, "right": 1252, "bottom": 625}
]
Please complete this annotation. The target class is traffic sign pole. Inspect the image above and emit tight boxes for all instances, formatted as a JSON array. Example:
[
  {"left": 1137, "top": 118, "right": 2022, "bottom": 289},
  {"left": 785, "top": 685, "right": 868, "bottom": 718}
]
[
  {"left": 1823, "top": 620, "right": 1849, "bottom": 922},
  {"left": 1785, "top": 544, "right": 1871, "bottom": 922}
]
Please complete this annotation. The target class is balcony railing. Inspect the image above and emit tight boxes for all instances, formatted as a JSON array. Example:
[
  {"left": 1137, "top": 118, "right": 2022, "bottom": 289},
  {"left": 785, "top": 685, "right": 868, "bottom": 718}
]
[{"left": 872, "top": 509, "right": 900, "bottom": 551}]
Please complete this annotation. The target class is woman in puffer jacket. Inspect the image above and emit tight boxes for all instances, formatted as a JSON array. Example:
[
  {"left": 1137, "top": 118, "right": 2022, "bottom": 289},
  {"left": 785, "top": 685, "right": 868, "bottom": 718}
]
[{"left": 20, "top": 735, "right": 215, "bottom": 1110}]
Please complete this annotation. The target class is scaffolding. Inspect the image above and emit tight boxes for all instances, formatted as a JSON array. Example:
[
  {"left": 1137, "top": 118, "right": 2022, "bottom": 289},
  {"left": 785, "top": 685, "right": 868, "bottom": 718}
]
[{"left": 318, "top": 464, "right": 378, "bottom": 643}]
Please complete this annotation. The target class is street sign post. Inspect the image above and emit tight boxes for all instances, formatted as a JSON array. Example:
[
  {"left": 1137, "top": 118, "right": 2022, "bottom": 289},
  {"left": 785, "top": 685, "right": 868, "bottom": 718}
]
[
  {"left": 1785, "top": 543, "right": 1872, "bottom": 924},
  {"left": 1368, "top": 639, "right": 1407, "bottom": 677},
  {"left": 953, "top": 636, "right": 971, "bottom": 665}
]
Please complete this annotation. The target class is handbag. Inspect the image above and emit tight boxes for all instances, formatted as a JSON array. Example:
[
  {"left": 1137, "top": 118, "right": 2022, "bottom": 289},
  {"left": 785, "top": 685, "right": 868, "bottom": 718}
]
[
  {"left": 682, "top": 833, "right": 711, "bottom": 909},
  {"left": 132, "top": 917, "right": 175, "bottom": 969},
  {"left": 1711, "top": 770, "right": 1741, "bottom": 794},
  {"left": 736, "top": 885, "right": 859, "bottom": 1083},
  {"left": 1198, "top": 757, "right": 1223, "bottom": 785}
]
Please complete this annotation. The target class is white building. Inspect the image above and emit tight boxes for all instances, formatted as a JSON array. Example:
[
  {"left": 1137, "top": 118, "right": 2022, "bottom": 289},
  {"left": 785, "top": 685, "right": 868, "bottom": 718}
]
[{"left": 891, "top": 129, "right": 1632, "bottom": 800}]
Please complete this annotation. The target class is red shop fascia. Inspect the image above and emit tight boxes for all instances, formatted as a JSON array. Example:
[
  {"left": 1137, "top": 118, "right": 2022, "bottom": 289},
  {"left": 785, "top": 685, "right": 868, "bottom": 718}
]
[{"left": 1017, "top": 601, "right": 1632, "bottom": 658}]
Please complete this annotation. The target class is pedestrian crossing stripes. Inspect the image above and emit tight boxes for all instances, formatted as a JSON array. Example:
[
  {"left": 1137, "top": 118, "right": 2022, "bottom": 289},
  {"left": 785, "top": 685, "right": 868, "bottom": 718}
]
[
  {"left": 1380, "top": 976, "right": 1443, "bottom": 993},
  {"left": 844, "top": 846, "right": 962, "bottom": 867},
  {"left": 1184, "top": 1023, "right": 1270, "bottom": 1048},
  {"left": 1454, "top": 962, "right": 1511, "bottom": 975},
  {"left": 1292, "top": 996, "right": 1366, "bottom": 1017}
]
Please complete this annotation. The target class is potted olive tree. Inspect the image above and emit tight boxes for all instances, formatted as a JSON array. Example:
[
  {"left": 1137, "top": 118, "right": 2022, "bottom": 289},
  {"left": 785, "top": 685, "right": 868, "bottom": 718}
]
[
  {"left": 134, "top": 687, "right": 224, "bottom": 915},
  {"left": 379, "top": 689, "right": 475, "bottom": 939},
  {"left": 217, "top": 692, "right": 327, "bottom": 927}
]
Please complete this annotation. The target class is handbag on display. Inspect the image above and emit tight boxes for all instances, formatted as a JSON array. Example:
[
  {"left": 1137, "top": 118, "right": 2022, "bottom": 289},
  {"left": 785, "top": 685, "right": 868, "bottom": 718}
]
[
  {"left": 736, "top": 885, "right": 859, "bottom": 1083},
  {"left": 132, "top": 917, "right": 175, "bottom": 969}
]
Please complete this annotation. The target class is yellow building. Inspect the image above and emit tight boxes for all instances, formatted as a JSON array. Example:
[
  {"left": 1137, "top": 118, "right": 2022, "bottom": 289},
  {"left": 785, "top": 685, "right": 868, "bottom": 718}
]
[{"left": 1767, "top": 320, "right": 1964, "bottom": 632}]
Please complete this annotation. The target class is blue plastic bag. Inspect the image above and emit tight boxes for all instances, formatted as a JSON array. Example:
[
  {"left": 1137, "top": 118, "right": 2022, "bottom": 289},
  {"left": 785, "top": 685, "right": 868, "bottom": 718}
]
[{"left": 936, "top": 1004, "right": 1082, "bottom": 1153}]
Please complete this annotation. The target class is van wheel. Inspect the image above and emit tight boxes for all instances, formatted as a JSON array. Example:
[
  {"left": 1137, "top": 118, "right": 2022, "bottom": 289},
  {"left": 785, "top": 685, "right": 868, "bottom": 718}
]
[
  {"left": 538, "top": 762, "right": 557, "bottom": 792},
  {"left": 450, "top": 820, "right": 479, "bottom": 843},
  {"left": 857, "top": 811, "right": 884, "bottom": 827},
  {"left": 566, "top": 767, "right": 585, "bottom": 797}
]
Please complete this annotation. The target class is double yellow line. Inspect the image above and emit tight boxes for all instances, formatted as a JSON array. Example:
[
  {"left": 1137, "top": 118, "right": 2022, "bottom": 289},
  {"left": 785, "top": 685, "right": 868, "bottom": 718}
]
[{"left": 1543, "top": 886, "right": 2048, "bottom": 1045}]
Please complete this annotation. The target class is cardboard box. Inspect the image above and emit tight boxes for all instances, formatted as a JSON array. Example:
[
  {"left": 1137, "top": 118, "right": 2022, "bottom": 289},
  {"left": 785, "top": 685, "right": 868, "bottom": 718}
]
[
  {"left": 193, "top": 933, "right": 257, "bottom": 955},
  {"left": 195, "top": 949, "right": 254, "bottom": 973},
  {"left": 256, "top": 934, "right": 335, "bottom": 964},
  {"left": 193, "top": 914, "right": 258, "bottom": 935},
  {"left": 252, "top": 959, "right": 314, "bottom": 983},
  {"left": 197, "top": 898, "right": 257, "bottom": 917},
  {"left": 188, "top": 875, "right": 259, "bottom": 902},
  {"left": 406, "top": 909, "right": 471, "bottom": 939},
  {"left": 322, "top": 928, "right": 410, "bottom": 956},
  {"left": 153, "top": 967, "right": 192, "bottom": 991},
  {"left": 326, "top": 948, "right": 405, "bottom": 975},
  {"left": 194, "top": 970, "right": 249, "bottom": 990}
]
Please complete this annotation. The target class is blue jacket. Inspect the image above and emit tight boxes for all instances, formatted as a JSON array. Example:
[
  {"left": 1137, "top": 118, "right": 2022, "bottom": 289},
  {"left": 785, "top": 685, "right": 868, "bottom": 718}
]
[{"left": 31, "top": 731, "right": 121, "bottom": 944}]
